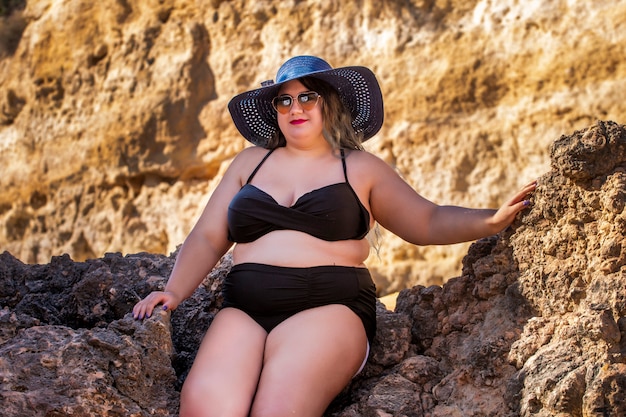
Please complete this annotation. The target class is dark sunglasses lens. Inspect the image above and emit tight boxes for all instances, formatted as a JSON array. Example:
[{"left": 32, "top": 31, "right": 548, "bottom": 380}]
[
  {"left": 272, "top": 92, "right": 319, "bottom": 113},
  {"left": 273, "top": 95, "right": 293, "bottom": 114},
  {"left": 298, "top": 92, "right": 319, "bottom": 110}
]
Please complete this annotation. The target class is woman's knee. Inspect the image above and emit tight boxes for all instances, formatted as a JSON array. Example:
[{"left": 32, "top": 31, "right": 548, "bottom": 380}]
[
  {"left": 179, "top": 377, "right": 210, "bottom": 417},
  {"left": 180, "top": 375, "right": 250, "bottom": 417}
]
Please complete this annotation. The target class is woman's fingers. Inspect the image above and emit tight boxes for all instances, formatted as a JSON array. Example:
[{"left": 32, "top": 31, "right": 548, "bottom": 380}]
[
  {"left": 508, "top": 180, "right": 537, "bottom": 206},
  {"left": 492, "top": 180, "right": 538, "bottom": 229},
  {"left": 133, "top": 291, "right": 181, "bottom": 319},
  {"left": 133, "top": 291, "right": 166, "bottom": 319}
]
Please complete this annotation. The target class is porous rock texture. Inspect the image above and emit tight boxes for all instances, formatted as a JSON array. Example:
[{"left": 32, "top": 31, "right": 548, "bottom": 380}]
[
  {"left": 1, "top": 120, "right": 625, "bottom": 416},
  {"left": 1, "top": 0, "right": 626, "bottom": 293}
]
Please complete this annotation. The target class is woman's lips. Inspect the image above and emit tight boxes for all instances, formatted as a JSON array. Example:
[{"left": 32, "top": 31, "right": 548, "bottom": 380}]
[{"left": 290, "top": 119, "right": 307, "bottom": 125}]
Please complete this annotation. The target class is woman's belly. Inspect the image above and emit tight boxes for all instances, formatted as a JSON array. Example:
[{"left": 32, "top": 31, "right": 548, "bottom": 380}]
[{"left": 232, "top": 230, "right": 371, "bottom": 267}]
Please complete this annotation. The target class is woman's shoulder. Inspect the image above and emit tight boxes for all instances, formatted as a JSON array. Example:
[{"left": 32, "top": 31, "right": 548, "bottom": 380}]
[
  {"left": 344, "top": 148, "right": 390, "bottom": 169},
  {"left": 222, "top": 146, "right": 273, "bottom": 181},
  {"left": 230, "top": 146, "right": 272, "bottom": 166},
  {"left": 236, "top": 145, "right": 272, "bottom": 158},
  {"left": 343, "top": 148, "right": 398, "bottom": 186}
]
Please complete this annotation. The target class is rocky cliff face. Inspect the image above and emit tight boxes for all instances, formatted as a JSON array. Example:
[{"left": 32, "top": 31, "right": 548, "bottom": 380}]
[
  {"left": 1, "top": 0, "right": 625, "bottom": 293},
  {"left": 1, "top": 121, "right": 624, "bottom": 416}
]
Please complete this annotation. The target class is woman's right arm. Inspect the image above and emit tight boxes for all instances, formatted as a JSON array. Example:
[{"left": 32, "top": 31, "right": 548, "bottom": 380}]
[{"left": 132, "top": 147, "right": 262, "bottom": 319}]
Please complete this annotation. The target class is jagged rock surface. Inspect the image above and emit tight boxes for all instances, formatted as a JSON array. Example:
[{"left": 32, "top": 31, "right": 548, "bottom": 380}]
[
  {"left": 1, "top": 0, "right": 626, "bottom": 292},
  {"left": 1, "top": 121, "right": 624, "bottom": 416}
]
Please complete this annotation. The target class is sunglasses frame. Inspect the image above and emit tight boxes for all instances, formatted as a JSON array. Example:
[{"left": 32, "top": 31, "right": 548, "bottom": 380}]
[{"left": 272, "top": 91, "right": 321, "bottom": 114}]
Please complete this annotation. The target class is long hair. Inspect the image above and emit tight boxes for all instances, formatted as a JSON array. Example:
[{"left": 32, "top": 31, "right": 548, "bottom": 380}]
[{"left": 266, "top": 77, "right": 365, "bottom": 150}]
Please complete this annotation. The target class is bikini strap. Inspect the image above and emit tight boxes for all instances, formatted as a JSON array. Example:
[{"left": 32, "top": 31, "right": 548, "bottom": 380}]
[
  {"left": 340, "top": 149, "right": 349, "bottom": 182},
  {"left": 246, "top": 148, "right": 276, "bottom": 184}
]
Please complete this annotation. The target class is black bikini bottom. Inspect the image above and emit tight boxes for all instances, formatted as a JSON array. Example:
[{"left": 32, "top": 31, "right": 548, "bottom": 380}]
[{"left": 222, "top": 263, "right": 377, "bottom": 343}]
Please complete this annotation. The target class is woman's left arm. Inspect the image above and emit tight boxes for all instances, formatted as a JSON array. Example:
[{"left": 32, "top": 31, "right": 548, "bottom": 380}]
[
  {"left": 363, "top": 152, "right": 536, "bottom": 246},
  {"left": 425, "top": 180, "right": 536, "bottom": 244}
]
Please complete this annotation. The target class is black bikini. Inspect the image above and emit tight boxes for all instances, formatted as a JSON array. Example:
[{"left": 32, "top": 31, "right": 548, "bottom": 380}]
[
  {"left": 223, "top": 149, "right": 377, "bottom": 343},
  {"left": 227, "top": 148, "right": 370, "bottom": 243},
  {"left": 223, "top": 263, "right": 377, "bottom": 343}
]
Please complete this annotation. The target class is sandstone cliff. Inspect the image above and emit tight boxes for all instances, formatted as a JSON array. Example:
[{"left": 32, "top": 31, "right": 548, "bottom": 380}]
[
  {"left": 1, "top": 120, "right": 624, "bottom": 416},
  {"left": 1, "top": 1, "right": 625, "bottom": 293}
]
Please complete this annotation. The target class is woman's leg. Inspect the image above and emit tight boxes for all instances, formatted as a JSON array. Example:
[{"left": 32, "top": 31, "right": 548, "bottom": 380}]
[
  {"left": 249, "top": 304, "right": 368, "bottom": 417},
  {"left": 180, "top": 307, "right": 267, "bottom": 417}
]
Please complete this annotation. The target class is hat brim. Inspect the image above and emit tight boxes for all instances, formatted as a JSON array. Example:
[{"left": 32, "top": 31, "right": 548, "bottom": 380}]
[{"left": 228, "top": 65, "right": 384, "bottom": 147}]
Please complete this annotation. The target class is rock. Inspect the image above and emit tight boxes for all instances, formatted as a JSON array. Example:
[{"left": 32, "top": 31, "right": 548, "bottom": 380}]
[
  {"left": 1, "top": 0, "right": 626, "bottom": 292},
  {"left": 0, "top": 314, "right": 178, "bottom": 416}
]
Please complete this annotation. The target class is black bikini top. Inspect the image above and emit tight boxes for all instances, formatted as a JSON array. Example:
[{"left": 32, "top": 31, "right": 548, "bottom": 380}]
[{"left": 227, "top": 149, "right": 370, "bottom": 243}]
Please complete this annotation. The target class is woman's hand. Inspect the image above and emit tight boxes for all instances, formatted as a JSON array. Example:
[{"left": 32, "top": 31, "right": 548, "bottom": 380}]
[
  {"left": 132, "top": 290, "right": 182, "bottom": 320},
  {"left": 489, "top": 180, "right": 537, "bottom": 232}
]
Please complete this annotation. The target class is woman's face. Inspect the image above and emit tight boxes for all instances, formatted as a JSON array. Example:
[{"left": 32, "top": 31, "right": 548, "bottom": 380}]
[{"left": 275, "top": 80, "right": 324, "bottom": 145}]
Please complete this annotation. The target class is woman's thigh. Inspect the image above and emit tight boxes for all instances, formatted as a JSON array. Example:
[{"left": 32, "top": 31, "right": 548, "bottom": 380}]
[
  {"left": 180, "top": 307, "right": 267, "bottom": 417},
  {"left": 250, "top": 304, "right": 368, "bottom": 417}
]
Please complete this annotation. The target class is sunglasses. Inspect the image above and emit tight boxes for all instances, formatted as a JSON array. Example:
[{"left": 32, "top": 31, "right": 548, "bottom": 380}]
[{"left": 271, "top": 91, "right": 321, "bottom": 114}]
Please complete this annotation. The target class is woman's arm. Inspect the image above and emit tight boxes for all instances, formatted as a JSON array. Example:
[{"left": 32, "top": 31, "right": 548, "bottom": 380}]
[
  {"left": 364, "top": 152, "right": 536, "bottom": 246},
  {"left": 132, "top": 147, "right": 264, "bottom": 319},
  {"left": 424, "top": 182, "right": 536, "bottom": 244}
]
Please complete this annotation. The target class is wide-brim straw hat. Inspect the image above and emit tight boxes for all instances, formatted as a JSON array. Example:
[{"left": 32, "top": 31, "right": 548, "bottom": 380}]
[{"left": 228, "top": 55, "right": 384, "bottom": 147}]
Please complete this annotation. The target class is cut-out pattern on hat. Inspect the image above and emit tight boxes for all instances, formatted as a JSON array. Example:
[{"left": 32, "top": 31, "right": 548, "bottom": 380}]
[{"left": 228, "top": 56, "right": 384, "bottom": 147}]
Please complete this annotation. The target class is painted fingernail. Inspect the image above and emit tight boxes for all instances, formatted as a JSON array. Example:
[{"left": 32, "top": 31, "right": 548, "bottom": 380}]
[
  {"left": 162, "top": 305, "right": 168, "bottom": 311},
  {"left": 523, "top": 200, "right": 530, "bottom": 206}
]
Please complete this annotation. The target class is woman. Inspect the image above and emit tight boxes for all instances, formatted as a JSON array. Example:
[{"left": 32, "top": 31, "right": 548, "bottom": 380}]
[{"left": 133, "top": 55, "right": 536, "bottom": 417}]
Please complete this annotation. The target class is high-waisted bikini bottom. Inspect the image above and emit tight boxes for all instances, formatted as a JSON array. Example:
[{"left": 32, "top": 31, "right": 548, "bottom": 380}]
[{"left": 222, "top": 263, "right": 377, "bottom": 343}]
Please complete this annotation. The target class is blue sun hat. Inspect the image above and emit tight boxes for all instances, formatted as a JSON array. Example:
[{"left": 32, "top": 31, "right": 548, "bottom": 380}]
[{"left": 228, "top": 55, "right": 384, "bottom": 147}]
